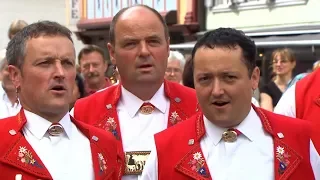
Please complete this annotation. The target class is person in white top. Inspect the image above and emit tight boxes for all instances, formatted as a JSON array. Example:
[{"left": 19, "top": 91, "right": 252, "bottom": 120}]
[
  {"left": 141, "top": 28, "right": 320, "bottom": 180},
  {"left": 0, "top": 21, "right": 120, "bottom": 180},
  {"left": 0, "top": 52, "right": 21, "bottom": 119},
  {"left": 71, "top": 5, "right": 199, "bottom": 180}
]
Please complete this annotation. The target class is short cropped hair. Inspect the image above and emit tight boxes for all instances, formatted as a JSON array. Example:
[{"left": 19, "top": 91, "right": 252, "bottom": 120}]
[
  {"left": 6, "top": 21, "right": 73, "bottom": 70},
  {"left": 191, "top": 28, "right": 257, "bottom": 77},
  {"left": 78, "top": 45, "right": 107, "bottom": 64},
  {"left": 109, "top": 4, "right": 169, "bottom": 45}
]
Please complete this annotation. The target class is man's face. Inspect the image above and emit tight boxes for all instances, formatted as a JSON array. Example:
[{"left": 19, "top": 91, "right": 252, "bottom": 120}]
[
  {"left": 164, "top": 59, "right": 183, "bottom": 83},
  {"left": 1, "top": 60, "right": 15, "bottom": 92},
  {"left": 193, "top": 46, "right": 259, "bottom": 128},
  {"left": 108, "top": 7, "right": 170, "bottom": 86},
  {"left": 80, "top": 51, "right": 107, "bottom": 85},
  {"left": 9, "top": 35, "right": 76, "bottom": 115}
]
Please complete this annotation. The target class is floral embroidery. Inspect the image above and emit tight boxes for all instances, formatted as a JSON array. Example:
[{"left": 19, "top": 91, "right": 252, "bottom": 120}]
[
  {"left": 276, "top": 146, "right": 290, "bottom": 174},
  {"left": 188, "top": 152, "right": 209, "bottom": 177},
  {"left": 103, "top": 117, "right": 120, "bottom": 140},
  {"left": 170, "top": 111, "right": 183, "bottom": 125},
  {"left": 17, "top": 146, "right": 43, "bottom": 168},
  {"left": 98, "top": 153, "right": 107, "bottom": 174}
]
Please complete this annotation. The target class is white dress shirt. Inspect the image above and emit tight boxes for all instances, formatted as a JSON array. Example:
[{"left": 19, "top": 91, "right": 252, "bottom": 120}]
[
  {"left": 22, "top": 110, "right": 94, "bottom": 180},
  {"left": 251, "top": 97, "right": 260, "bottom": 107},
  {"left": 69, "top": 84, "right": 170, "bottom": 180},
  {"left": 0, "top": 85, "right": 21, "bottom": 119},
  {"left": 119, "top": 84, "right": 170, "bottom": 180},
  {"left": 141, "top": 107, "right": 320, "bottom": 180},
  {"left": 273, "top": 84, "right": 296, "bottom": 117}
]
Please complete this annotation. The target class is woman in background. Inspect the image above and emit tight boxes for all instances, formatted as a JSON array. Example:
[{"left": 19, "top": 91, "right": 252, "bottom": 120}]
[{"left": 260, "top": 48, "right": 296, "bottom": 111}]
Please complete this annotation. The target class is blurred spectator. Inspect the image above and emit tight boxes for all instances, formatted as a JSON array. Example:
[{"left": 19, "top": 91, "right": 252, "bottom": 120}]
[
  {"left": 78, "top": 45, "right": 111, "bottom": 94},
  {"left": 0, "top": 49, "right": 6, "bottom": 81},
  {"left": 8, "top": 20, "right": 28, "bottom": 40},
  {"left": 164, "top": 51, "right": 185, "bottom": 83},
  {"left": 69, "top": 74, "right": 86, "bottom": 110},
  {"left": 0, "top": 53, "right": 21, "bottom": 118},
  {"left": 260, "top": 48, "right": 296, "bottom": 111},
  {"left": 313, "top": 60, "right": 320, "bottom": 71},
  {"left": 182, "top": 57, "right": 194, "bottom": 88},
  {"left": 0, "top": 20, "right": 28, "bottom": 82},
  {"left": 286, "top": 59, "right": 320, "bottom": 89}
]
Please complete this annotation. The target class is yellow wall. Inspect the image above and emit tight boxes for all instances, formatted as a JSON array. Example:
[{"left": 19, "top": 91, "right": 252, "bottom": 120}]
[{"left": 206, "top": 0, "right": 320, "bottom": 30}]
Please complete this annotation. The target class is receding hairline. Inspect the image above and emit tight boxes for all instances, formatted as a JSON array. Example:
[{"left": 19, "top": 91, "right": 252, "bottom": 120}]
[
  {"left": 110, "top": 5, "right": 169, "bottom": 45},
  {"left": 116, "top": 6, "right": 162, "bottom": 28}
]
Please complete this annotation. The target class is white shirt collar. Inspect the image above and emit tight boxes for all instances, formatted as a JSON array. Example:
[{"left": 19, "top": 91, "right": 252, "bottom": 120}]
[
  {"left": 23, "top": 109, "right": 73, "bottom": 140},
  {"left": 203, "top": 106, "right": 263, "bottom": 145},
  {"left": 120, "top": 83, "right": 167, "bottom": 118}
]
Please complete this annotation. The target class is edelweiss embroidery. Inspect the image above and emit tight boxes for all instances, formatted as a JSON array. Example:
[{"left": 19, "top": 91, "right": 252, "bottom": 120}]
[
  {"left": 17, "top": 146, "right": 43, "bottom": 168},
  {"left": 188, "top": 152, "right": 209, "bottom": 177},
  {"left": 98, "top": 153, "right": 107, "bottom": 174},
  {"left": 103, "top": 117, "right": 119, "bottom": 140},
  {"left": 170, "top": 111, "right": 182, "bottom": 125},
  {"left": 276, "top": 146, "right": 290, "bottom": 174}
]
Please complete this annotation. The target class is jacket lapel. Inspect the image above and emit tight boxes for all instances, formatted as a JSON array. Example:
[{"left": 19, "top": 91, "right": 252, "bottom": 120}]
[
  {"left": 0, "top": 110, "right": 52, "bottom": 179},
  {"left": 164, "top": 81, "right": 197, "bottom": 127},
  {"left": 72, "top": 118, "right": 115, "bottom": 180},
  {"left": 95, "top": 84, "right": 122, "bottom": 143},
  {"left": 255, "top": 107, "right": 302, "bottom": 180},
  {"left": 175, "top": 114, "right": 212, "bottom": 180}
]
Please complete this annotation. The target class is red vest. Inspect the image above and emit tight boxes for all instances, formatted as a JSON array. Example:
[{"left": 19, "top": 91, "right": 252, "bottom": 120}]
[
  {"left": 73, "top": 80, "right": 198, "bottom": 173},
  {"left": 296, "top": 68, "right": 320, "bottom": 152},
  {"left": 0, "top": 109, "right": 121, "bottom": 180},
  {"left": 155, "top": 107, "right": 314, "bottom": 180}
]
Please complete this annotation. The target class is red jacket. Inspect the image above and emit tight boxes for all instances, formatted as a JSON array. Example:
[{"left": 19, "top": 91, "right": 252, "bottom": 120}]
[
  {"left": 0, "top": 109, "right": 122, "bottom": 180},
  {"left": 296, "top": 68, "right": 320, "bottom": 152},
  {"left": 155, "top": 107, "right": 314, "bottom": 180},
  {"left": 73, "top": 80, "right": 198, "bottom": 172}
]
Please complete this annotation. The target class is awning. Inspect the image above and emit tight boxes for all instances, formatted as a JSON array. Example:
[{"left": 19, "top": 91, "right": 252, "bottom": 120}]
[{"left": 170, "top": 33, "right": 320, "bottom": 50}]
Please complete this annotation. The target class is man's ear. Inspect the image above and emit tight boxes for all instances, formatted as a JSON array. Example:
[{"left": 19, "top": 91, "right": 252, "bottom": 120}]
[
  {"left": 8, "top": 65, "right": 22, "bottom": 89},
  {"left": 107, "top": 42, "right": 116, "bottom": 66},
  {"left": 251, "top": 66, "right": 260, "bottom": 91}
]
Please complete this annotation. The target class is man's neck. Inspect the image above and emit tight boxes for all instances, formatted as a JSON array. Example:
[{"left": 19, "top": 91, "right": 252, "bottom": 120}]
[
  {"left": 122, "top": 81, "right": 163, "bottom": 101},
  {"left": 87, "top": 78, "right": 107, "bottom": 91},
  {"left": 20, "top": 100, "right": 68, "bottom": 123}
]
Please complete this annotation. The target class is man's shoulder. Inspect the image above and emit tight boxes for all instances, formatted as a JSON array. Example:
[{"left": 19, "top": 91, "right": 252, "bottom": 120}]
[
  {"left": 156, "top": 113, "right": 198, "bottom": 139},
  {"left": 0, "top": 116, "right": 17, "bottom": 130},
  {"left": 261, "top": 108, "right": 311, "bottom": 131},
  {"left": 75, "top": 120, "right": 117, "bottom": 143},
  {"left": 167, "top": 81, "right": 195, "bottom": 94},
  {"left": 165, "top": 81, "right": 197, "bottom": 104},
  {"left": 77, "top": 84, "right": 119, "bottom": 105},
  {"left": 296, "top": 69, "right": 320, "bottom": 89}
]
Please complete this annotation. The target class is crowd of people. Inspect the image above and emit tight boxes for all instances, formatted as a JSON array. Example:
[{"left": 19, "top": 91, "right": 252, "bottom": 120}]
[{"left": 0, "top": 4, "right": 319, "bottom": 180}]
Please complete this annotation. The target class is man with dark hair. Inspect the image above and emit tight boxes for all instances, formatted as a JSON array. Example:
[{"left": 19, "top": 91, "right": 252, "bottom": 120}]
[
  {"left": 71, "top": 5, "right": 198, "bottom": 179},
  {"left": 78, "top": 45, "right": 111, "bottom": 94},
  {"left": 141, "top": 28, "right": 320, "bottom": 179},
  {"left": 0, "top": 21, "right": 121, "bottom": 179}
]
